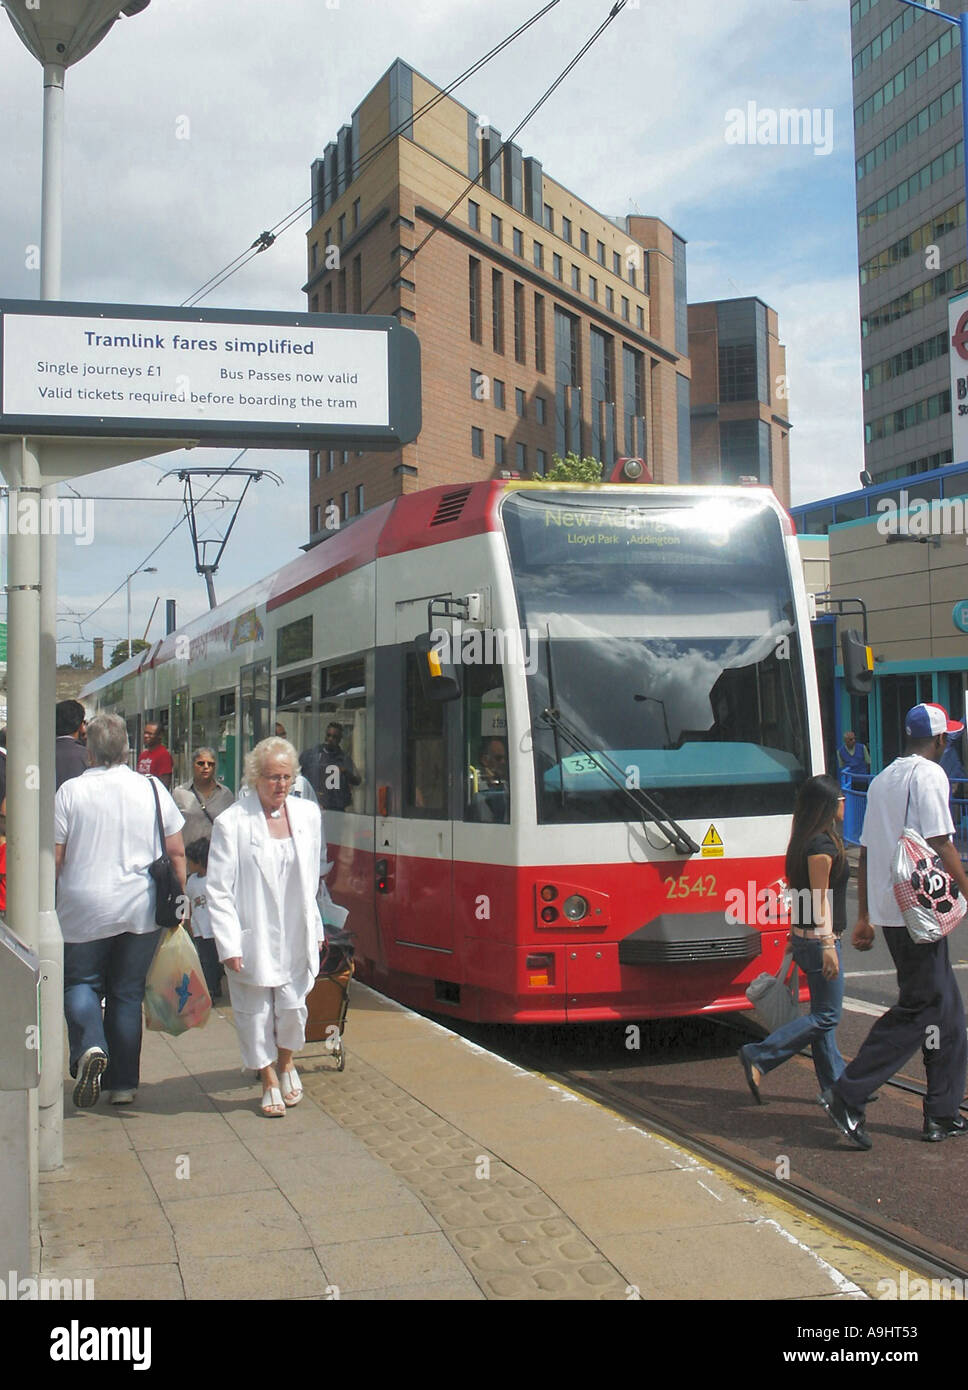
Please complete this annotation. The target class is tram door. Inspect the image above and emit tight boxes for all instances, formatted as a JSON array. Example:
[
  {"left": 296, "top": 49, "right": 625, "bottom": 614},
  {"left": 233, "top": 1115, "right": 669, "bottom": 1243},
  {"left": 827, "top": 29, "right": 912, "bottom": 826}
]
[
  {"left": 239, "top": 660, "right": 271, "bottom": 785},
  {"left": 374, "top": 603, "right": 456, "bottom": 958}
]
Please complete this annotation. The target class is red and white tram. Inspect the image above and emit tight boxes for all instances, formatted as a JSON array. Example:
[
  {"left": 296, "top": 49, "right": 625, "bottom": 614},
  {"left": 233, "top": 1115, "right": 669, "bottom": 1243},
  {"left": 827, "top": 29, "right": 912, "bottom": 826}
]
[{"left": 83, "top": 481, "right": 822, "bottom": 1023}]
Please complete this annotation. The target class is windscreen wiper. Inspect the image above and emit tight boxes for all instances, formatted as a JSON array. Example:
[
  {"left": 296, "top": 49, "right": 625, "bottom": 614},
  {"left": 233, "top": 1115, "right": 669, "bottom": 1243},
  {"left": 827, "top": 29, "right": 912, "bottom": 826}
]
[{"left": 540, "top": 704, "right": 700, "bottom": 856}]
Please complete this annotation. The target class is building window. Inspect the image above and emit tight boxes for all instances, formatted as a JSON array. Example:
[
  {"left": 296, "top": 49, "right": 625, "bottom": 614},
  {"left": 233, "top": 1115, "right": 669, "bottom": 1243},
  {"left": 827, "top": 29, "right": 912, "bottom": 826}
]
[
  {"left": 628, "top": 267, "right": 636, "bottom": 289},
  {"left": 532, "top": 241, "right": 544, "bottom": 270},
  {"left": 356, "top": 484, "right": 364, "bottom": 514},
  {"left": 311, "top": 451, "right": 321, "bottom": 479},
  {"left": 310, "top": 293, "right": 319, "bottom": 313},
  {"left": 468, "top": 200, "right": 480, "bottom": 231},
  {"left": 579, "top": 229, "right": 589, "bottom": 256},
  {"left": 469, "top": 257, "right": 482, "bottom": 343},
  {"left": 513, "top": 281, "right": 525, "bottom": 364},
  {"left": 311, "top": 242, "right": 319, "bottom": 271},
  {"left": 621, "top": 296, "right": 630, "bottom": 321},
  {"left": 352, "top": 255, "right": 362, "bottom": 314},
  {"left": 543, "top": 203, "right": 553, "bottom": 231},
  {"left": 342, "top": 450, "right": 349, "bottom": 465},
  {"left": 562, "top": 216, "right": 572, "bottom": 244},
  {"left": 324, "top": 227, "right": 332, "bottom": 250},
  {"left": 327, "top": 451, "right": 335, "bottom": 472},
  {"left": 534, "top": 293, "right": 546, "bottom": 373},
  {"left": 516, "top": 442, "right": 527, "bottom": 472},
  {"left": 471, "top": 368, "right": 488, "bottom": 401},
  {"left": 571, "top": 265, "right": 581, "bottom": 292},
  {"left": 597, "top": 240, "right": 606, "bottom": 266},
  {"left": 472, "top": 426, "right": 484, "bottom": 458},
  {"left": 613, "top": 250, "right": 622, "bottom": 277},
  {"left": 491, "top": 213, "right": 502, "bottom": 244},
  {"left": 492, "top": 270, "right": 504, "bottom": 353},
  {"left": 324, "top": 281, "right": 333, "bottom": 313},
  {"left": 553, "top": 253, "right": 562, "bottom": 281},
  {"left": 536, "top": 448, "right": 547, "bottom": 475},
  {"left": 536, "top": 396, "right": 546, "bottom": 425},
  {"left": 637, "top": 305, "right": 644, "bottom": 330},
  {"left": 495, "top": 435, "right": 506, "bottom": 466},
  {"left": 341, "top": 491, "right": 349, "bottom": 521},
  {"left": 588, "top": 275, "right": 598, "bottom": 302},
  {"left": 494, "top": 378, "right": 505, "bottom": 410},
  {"left": 513, "top": 228, "right": 523, "bottom": 256},
  {"left": 338, "top": 213, "right": 345, "bottom": 243},
  {"left": 606, "top": 286, "right": 614, "bottom": 312},
  {"left": 313, "top": 503, "right": 321, "bottom": 532},
  {"left": 353, "top": 198, "right": 360, "bottom": 229},
  {"left": 516, "top": 387, "right": 526, "bottom": 417}
]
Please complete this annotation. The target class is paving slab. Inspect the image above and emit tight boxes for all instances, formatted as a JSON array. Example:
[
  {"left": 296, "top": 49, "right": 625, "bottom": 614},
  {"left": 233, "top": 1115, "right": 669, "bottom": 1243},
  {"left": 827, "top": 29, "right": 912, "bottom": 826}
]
[{"left": 37, "top": 979, "right": 910, "bottom": 1301}]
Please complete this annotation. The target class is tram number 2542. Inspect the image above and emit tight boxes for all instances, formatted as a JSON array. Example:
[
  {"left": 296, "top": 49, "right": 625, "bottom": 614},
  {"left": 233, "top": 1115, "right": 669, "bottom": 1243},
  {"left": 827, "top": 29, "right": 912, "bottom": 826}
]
[{"left": 665, "top": 874, "right": 717, "bottom": 899}]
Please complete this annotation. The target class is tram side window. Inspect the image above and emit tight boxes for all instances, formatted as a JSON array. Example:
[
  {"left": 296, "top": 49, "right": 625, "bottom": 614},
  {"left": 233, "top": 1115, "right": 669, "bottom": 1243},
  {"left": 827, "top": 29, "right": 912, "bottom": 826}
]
[
  {"left": 192, "top": 691, "right": 237, "bottom": 791},
  {"left": 404, "top": 653, "right": 446, "bottom": 816},
  {"left": 463, "top": 665, "right": 510, "bottom": 824},
  {"left": 303, "top": 660, "right": 366, "bottom": 812},
  {"left": 276, "top": 671, "right": 315, "bottom": 769}
]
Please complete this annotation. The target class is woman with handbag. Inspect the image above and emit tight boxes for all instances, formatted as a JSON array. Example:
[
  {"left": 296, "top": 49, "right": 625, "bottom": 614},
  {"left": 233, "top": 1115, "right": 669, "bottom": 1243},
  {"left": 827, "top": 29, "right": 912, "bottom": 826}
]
[
  {"left": 738, "top": 774, "right": 849, "bottom": 1103},
  {"left": 55, "top": 712, "right": 186, "bottom": 1108},
  {"left": 206, "top": 736, "right": 324, "bottom": 1118}
]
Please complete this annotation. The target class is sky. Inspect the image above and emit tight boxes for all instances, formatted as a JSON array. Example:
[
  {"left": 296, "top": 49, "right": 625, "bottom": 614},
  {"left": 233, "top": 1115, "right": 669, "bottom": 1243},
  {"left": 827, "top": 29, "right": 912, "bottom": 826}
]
[{"left": 0, "top": 0, "right": 864, "bottom": 663}]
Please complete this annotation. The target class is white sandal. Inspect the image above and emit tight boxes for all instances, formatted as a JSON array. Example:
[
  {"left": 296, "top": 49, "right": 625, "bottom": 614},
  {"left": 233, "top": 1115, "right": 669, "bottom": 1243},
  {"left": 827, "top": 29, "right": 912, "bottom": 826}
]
[
  {"left": 261, "top": 1085, "right": 285, "bottom": 1118},
  {"left": 279, "top": 1068, "right": 303, "bottom": 1107}
]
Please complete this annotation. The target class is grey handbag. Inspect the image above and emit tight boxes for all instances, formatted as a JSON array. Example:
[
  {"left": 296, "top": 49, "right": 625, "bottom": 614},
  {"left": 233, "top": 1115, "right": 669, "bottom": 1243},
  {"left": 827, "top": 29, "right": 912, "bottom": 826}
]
[{"left": 745, "top": 949, "right": 800, "bottom": 1033}]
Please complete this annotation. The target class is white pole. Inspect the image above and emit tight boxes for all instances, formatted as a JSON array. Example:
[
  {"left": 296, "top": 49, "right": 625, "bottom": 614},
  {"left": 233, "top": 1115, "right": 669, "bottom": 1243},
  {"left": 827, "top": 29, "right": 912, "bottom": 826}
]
[
  {"left": 37, "top": 62, "right": 66, "bottom": 1175},
  {"left": 126, "top": 574, "right": 132, "bottom": 658}
]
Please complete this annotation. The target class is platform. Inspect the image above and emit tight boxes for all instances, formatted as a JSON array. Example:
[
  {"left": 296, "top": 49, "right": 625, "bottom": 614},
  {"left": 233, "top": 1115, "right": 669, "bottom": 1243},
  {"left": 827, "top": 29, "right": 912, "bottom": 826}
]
[{"left": 37, "top": 983, "right": 906, "bottom": 1301}]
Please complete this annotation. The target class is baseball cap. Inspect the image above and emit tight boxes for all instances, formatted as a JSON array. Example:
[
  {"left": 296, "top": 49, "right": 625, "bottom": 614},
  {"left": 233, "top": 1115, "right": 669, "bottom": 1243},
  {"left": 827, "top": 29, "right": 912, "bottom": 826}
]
[{"left": 905, "top": 702, "right": 964, "bottom": 738}]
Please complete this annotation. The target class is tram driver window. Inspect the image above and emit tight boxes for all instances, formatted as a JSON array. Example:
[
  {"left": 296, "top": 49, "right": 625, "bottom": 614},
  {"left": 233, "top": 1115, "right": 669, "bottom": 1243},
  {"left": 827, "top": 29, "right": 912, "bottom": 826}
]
[{"left": 464, "top": 666, "right": 510, "bottom": 823}]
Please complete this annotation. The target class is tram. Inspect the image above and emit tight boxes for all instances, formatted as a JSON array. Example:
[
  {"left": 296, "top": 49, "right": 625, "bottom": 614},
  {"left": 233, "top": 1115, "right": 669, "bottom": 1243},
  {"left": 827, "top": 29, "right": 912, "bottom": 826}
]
[{"left": 82, "top": 480, "right": 823, "bottom": 1023}]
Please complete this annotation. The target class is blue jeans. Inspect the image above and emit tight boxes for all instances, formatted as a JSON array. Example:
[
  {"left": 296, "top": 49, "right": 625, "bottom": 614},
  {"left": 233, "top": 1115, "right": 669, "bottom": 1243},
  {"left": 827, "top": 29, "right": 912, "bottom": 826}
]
[
  {"left": 745, "top": 936, "right": 846, "bottom": 1093},
  {"left": 63, "top": 929, "right": 162, "bottom": 1092}
]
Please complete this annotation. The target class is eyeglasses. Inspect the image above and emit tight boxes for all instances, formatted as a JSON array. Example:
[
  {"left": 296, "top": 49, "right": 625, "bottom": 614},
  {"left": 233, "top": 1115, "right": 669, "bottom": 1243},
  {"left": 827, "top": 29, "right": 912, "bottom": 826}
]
[{"left": 262, "top": 773, "right": 294, "bottom": 786}]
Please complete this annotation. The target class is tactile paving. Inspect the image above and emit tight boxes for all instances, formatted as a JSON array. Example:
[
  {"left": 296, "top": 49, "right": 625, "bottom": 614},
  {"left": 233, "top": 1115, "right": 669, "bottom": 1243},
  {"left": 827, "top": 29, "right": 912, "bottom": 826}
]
[{"left": 301, "top": 1053, "right": 630, "bottom": 1300}]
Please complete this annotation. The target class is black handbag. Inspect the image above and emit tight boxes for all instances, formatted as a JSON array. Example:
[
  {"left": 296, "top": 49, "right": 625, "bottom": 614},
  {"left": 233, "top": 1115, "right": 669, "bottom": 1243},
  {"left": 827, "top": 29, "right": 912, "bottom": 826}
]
[{"left": 147, "top": 777, "right": 183, "bottom": 929}]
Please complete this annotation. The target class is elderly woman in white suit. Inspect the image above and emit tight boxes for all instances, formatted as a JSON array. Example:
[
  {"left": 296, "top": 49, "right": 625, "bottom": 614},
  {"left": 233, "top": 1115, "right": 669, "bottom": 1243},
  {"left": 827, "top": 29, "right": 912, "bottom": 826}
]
[{"left": 207, "top": 736, "right": 324, "bottom": 1117}]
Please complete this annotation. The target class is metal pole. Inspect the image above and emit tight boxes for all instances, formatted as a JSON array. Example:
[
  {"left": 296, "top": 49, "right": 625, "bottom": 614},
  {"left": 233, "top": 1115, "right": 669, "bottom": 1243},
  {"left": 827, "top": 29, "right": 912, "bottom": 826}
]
[
  {"left": 3, "top": 437, "right": 43, "bottom": 1251},
  {"left": 961, "top": 15, "right": 968, "bottom": 272},
  {"left": 126, "top": 574, "right": 132, "bottom": 658},
  {"left": 38, "top": 61, "right": 65, "bottom": 1174}
]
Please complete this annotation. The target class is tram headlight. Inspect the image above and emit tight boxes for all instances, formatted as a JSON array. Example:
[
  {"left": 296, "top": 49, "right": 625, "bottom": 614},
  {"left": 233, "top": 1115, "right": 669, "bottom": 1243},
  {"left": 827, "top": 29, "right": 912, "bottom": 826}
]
[
  {"left": 539, "top": 885, "right": 558, "bottom": 901},
  {"left": 540, "top": 906, "right": 559, "bottom": 923},
  {"left": 562, "top": 894, "right": 589, "bottom": 921}
]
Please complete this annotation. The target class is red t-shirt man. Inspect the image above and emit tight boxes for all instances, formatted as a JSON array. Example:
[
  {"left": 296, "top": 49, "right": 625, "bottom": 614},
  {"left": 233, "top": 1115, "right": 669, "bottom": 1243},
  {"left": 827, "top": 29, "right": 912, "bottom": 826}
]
[{"left": 137, "top": 723, "right": 173, "bottom": 788}]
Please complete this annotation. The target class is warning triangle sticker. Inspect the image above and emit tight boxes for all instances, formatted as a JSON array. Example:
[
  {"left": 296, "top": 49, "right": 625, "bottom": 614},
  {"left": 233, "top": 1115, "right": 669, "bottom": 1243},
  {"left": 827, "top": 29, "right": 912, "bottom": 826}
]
[{"left": 701, "top": 824, "right": 724, "bottom": 857}]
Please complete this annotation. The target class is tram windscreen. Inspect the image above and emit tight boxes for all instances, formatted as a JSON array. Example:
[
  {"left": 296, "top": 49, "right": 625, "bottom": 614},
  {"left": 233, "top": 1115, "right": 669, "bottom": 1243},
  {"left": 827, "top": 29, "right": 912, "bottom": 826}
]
[{"left": 501, "top": 490, "right": 810, "bottom": 823}]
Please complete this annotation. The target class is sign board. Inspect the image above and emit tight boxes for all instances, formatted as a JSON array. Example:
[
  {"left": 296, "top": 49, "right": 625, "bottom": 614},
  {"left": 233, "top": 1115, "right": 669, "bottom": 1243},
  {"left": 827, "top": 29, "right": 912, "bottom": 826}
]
[
  {"left": 0, "top": 300, "right": 421, "bottom": 450},
  {"left": 953, "top": 600, "right": 968, "bottom": 634},
  {"left": 949, "top": 288, "right": 968, "bottom": 464}
]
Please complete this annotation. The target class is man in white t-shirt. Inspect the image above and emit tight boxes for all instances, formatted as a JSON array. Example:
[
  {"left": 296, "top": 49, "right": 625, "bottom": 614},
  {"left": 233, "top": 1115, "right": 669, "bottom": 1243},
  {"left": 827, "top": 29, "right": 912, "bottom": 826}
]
[{"left": 821, "top": 703, "right": 968, "bottom": 1149}]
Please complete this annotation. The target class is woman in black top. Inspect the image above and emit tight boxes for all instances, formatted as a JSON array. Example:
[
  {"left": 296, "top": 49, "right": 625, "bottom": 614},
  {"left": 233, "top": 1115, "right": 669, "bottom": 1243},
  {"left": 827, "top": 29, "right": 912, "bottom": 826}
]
[{"left": 739, "top": 775, "right": 849, "bottom": 1102}]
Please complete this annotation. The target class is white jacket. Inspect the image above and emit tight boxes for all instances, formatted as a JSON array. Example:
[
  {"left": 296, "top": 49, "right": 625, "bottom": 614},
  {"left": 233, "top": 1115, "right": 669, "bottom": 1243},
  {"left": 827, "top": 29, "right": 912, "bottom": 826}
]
[{"left": 206, "top": 788, "right": 323, "bottom": 986}]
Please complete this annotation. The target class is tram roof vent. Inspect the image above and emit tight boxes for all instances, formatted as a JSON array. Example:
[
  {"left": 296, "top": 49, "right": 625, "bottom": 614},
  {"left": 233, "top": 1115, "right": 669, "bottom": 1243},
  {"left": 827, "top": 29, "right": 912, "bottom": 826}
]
[{"left": 430, "top": 487, "right": 473, "bottom": 527}]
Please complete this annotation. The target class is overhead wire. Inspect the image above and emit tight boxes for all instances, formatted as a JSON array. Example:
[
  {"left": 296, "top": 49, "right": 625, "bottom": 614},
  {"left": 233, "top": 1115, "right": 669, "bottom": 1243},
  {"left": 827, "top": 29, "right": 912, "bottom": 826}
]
[
  {"left": 181, "top": 0, "right": 562, "bottom": 307},
  {"left": 365, "top": 0, "right": 627, "bottom": 313}
]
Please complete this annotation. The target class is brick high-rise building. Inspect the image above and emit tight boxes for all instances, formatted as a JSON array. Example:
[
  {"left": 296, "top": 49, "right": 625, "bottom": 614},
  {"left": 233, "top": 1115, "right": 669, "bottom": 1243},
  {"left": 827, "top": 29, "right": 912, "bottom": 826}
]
[
  {"left": 687, "top": 298, "right": 791, "bottom": 498},
  {"left": 303, "top": 59, "right": 696, "bottom": 540}
]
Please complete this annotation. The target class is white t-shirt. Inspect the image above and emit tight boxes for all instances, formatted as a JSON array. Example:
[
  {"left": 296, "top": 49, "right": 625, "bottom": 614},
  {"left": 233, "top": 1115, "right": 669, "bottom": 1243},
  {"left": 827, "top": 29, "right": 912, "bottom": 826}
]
[
  {"left": 186, "top": 872, "right": 211, "bottom": 940},
  {"left": 54, "top": 765, "right": 185, "bottom": 942},
  {"left": 860, "top": 754, "right": 955, "bottom": 926}
]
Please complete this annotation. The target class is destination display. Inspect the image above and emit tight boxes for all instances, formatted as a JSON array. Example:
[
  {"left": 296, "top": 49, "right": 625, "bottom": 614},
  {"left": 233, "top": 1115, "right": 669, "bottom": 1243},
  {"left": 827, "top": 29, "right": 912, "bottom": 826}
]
[{"left": 0, "top": 300, "right": 421, "bottom": 449}]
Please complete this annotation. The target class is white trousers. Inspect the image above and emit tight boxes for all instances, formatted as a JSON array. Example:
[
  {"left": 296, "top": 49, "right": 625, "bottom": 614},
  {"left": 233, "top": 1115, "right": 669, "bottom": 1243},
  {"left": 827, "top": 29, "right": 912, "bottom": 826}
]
[{"left": 227, "top": 972, "right": 313, "bottom": 1071}]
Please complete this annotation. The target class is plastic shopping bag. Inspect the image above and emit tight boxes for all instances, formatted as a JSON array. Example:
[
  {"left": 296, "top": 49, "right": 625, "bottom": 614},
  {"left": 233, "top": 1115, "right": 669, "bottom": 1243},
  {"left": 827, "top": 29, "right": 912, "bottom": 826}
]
[
  {"left": 745, "top": 950, "right": 800, "bottom": 1034},
  {"left": 144, "top": 926, "right": 212, "bottom": 1035}
]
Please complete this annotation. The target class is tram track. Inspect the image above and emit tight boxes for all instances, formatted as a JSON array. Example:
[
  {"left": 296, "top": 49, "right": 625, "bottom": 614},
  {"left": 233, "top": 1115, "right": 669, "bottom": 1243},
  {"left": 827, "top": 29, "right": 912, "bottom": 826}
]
[{"left": 443, "top": 1012, "right": 968, "bottom": 1288}]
